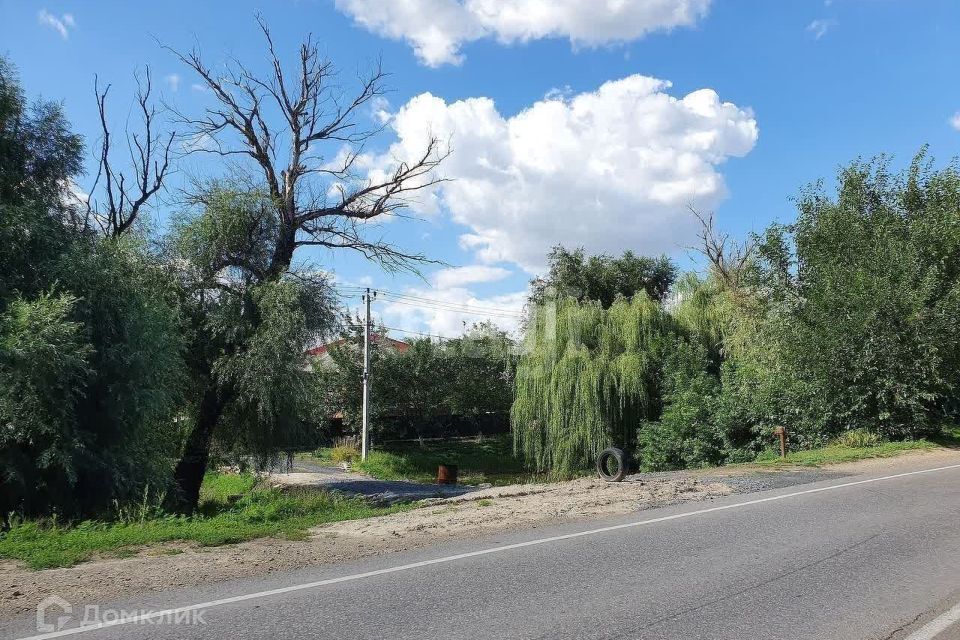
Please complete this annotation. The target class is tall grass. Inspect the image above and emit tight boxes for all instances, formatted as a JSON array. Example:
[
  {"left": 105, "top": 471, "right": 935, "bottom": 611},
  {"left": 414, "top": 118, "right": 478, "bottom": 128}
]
[{"left": 0, "top": 473, "right": 407, "bottom": 569}]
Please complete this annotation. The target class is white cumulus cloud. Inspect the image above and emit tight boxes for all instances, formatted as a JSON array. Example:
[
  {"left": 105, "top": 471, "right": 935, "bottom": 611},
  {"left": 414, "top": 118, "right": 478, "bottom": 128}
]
[
  {"left": 335, "top": 0, "right": 712, "bottom": 66},
  {"left": 433, "top": 265, "right": 512, "bottom": 288},
  {"left": 367, "top": 74, "right": 758, "bottom": 272},
  {"left": 38, "top": 9, "right": 75, "bottom": 39},
  {"left": 950, "top": 112, "right": 960, "bottom": 132}
]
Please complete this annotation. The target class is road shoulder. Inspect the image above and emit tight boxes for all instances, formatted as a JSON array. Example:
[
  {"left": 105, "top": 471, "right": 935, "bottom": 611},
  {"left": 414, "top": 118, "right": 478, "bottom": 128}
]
[{"left": 3, "top": 447, "right": 958, "bottom": 621}]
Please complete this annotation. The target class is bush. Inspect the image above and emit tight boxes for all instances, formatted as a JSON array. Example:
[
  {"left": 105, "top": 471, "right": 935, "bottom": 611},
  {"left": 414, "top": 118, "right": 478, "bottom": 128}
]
[
  {"left": 835, "top": 428, "right": 883, "bottom": 448},
  {"left": 330, "top": 444, "right": 360, "bottom": 465},
  {"left": 637, "top": 342, "right": 724, "bottom": 471}
]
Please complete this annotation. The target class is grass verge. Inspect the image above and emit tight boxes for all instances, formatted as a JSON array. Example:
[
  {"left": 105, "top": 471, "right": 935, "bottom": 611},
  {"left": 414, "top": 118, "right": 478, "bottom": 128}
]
[
  {"left": 310, "top": 430, "right": 959, "bottom": 485},
  {"left": 309, "top": 434, "right": 553, "bottom": 486},
  {"left": 750, "top": 438, "right": 940, "bottom": 468},
  {"left": 0, "top": 473, "right": 408, "bottom": 570}
]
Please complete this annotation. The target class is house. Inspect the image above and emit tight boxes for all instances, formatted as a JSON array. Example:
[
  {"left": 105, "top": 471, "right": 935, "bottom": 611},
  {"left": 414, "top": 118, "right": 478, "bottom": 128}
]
[{"left": 304, "top": 334, "right": 409, "bottom": 370}]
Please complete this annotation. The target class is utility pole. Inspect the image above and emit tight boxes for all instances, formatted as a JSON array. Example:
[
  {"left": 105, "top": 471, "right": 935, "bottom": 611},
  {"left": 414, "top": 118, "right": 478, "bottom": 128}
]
[{"left": 361, "top": 288, "right": 374, "bottom": 461}]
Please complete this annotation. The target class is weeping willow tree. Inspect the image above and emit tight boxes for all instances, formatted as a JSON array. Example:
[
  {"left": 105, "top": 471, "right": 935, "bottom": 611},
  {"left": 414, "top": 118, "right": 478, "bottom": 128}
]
[
  {"left": 670, "top": 272, "right": 731, "bottom": 367},
  {"left": 513, "top": 273, "right": 738, "bottom": 475},
  {"left": 512, "top": 293, "right": 677, "bottom": 475}
]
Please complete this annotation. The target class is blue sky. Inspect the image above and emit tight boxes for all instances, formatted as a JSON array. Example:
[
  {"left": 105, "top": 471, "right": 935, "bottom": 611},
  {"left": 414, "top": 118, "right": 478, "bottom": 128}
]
[{"left": 3, "top": 0, "right": 960, "bottom": 338}]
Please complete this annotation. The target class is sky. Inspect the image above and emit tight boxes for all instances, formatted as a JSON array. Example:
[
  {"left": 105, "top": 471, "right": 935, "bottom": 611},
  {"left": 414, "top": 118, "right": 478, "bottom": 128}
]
[{"left": 3, "top": 0, "right": 960, "bottom": 340}]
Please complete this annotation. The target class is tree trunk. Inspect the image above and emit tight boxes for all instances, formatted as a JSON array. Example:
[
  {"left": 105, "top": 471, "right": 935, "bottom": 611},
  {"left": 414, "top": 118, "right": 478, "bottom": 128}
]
[
  {"left": 267, "top": 221, "right": 296, "bottom": 279},
  {"left": 170, "top": 383, "right": 224, "bottom": 513}
]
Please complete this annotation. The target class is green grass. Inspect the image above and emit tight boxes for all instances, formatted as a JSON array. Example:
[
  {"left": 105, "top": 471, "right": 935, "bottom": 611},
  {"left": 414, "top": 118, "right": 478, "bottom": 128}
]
[
  {"left": 0, "top": 473, "right": 408, "bottom": 570},
  {"left": 750, "top": 439, "right": 939, "bottom": 468},
  {"left": 311, "top": 434, "right": 552, "bottom": 486}
]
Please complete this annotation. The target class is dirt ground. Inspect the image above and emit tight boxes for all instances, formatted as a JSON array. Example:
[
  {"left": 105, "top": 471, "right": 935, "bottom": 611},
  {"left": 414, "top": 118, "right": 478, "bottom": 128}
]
[{"left": 2, "top": 448, "right": 957, "bottom": 619}]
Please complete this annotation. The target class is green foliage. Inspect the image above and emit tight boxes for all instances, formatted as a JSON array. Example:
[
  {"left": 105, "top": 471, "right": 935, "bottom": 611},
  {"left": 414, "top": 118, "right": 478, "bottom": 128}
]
[
  {"left": 0, "top": 56, "right": 83, "bottom": 208},
  {"left": 0, "top": 60, "right": 185, "bottom": 518},
  {"left": 0, "top": 473, "right": 407, "bottom": 569},
  {"left": 530, "top": 245, "right": 676, "bottom": 307},
  {"left": 215, "top": 279, "right": 329, "bottom": 455},
  {"left": 315, "top": 321, "right": 516, "bottom": 438},
  {"left": 637, "top": 342, "right": 724, "bottom": 470},
  {"left": 167, "top": 184, "right": 339, "bottom": 467},
  {"left": 0, "top": 293, "right": 93, "bottom": 511},
  {"left": 514, "top": 157, "right": 960, "bottom": 474},
  {"left": 747, "top": 151, "right": 960, "bottom": 443},
  {"left": 834, "top": 428, "right": 883, "bottom": 448},
  {"left": 62, "top": 240, "right": 186, "bottom": 511},
  {"left": 330, "top": 444, "right": 360, "bottom": 465},
  {"left": 512, "top": 294, "right": 675, "bottom": 475}
]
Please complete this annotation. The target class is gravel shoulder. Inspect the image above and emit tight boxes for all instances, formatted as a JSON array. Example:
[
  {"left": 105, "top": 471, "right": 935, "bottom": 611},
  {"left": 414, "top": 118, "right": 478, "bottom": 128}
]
[{"left": 2, "top": 447, "right": 957, "bottom": 619}]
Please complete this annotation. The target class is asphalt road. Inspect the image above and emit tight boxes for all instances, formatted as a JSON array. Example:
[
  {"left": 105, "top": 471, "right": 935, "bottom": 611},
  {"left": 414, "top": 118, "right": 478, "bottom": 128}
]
[{"left": 6, "top": 458, "right": 960, "bottom": 640}]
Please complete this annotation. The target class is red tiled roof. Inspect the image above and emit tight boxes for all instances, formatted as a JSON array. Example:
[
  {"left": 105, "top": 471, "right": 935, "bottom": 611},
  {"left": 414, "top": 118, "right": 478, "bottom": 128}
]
[{"left": 305, "top": 335, "right": 409, "bottom": 357}]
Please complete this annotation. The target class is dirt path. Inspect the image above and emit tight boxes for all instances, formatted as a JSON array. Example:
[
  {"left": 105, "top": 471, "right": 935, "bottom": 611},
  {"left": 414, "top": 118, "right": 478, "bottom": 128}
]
[
  {"left": 267, "top": 458, "right": 475, "bottom": 503},
  {"left": 3, "top": 448, "right": 957, "bottom": 619}
]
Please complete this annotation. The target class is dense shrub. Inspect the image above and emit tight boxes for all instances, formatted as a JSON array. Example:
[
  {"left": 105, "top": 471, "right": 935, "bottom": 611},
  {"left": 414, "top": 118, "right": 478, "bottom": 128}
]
[
  {"left": 0, "top": 59, "right": 185, "bottom": 518},
  {"left": 637, "top": 342, "right": 724, "bottom": 471},
  {"left": 747, "top": 152, "right": 960, "bottom": 442}
]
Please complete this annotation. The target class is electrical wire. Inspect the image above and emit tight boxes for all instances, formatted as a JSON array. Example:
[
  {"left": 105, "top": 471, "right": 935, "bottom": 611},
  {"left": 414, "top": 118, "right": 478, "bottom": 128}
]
[
  {"left": 381, "top": 325, "right": 458, "bottom": 341},
  {"left": 331, "top": 285, "right": 525, "bottom": 319}
]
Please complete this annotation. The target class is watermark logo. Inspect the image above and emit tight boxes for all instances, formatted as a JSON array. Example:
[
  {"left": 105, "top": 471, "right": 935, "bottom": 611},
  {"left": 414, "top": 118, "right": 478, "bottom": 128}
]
[
  {"left": 35, "top": 596, "right": 206, "bottom": 634},
  {"left": 36, "top": 595, "right": 72, "bottom": 633}
]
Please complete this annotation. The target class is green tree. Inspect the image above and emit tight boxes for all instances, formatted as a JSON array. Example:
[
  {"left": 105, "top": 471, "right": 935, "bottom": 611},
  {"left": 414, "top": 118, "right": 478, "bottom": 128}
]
[
  {"left": 529, "top": 246, "right": 676, "bottom": 308},
  {"left": 0, "top": 58, "right": 185, "bottom": 518},
  {"left": 747, "top": 152, "right": 960, "bottom": 443},
  {"left": 512, "top": 294, "right": 676, "bottom": 475},
  {"left": 166, "top": 186, "right": 337, "bottom": 510},
  {"left": 164, "top": 21, "right": 446, "bottom": 511},
  {"left": 314, "top": 322, "right": 515, "bottom": 441}
]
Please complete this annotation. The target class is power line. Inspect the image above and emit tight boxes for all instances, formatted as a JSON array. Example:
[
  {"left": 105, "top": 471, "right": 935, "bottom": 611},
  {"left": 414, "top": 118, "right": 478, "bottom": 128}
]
[
  {"left": 334, "top": 285, "right": 524, "bottom": 314},
  {"left": 376, "top": 296, "right": 524, "bottom": 320},
  {"left": 381, "top": 325, "right": 458, "bottom": 341},
  {"left": 376, "top": 291, "right": 524, "bottom": 316},
  {"left": 331, "top": 285, "right": 525, "bottom": 319}
]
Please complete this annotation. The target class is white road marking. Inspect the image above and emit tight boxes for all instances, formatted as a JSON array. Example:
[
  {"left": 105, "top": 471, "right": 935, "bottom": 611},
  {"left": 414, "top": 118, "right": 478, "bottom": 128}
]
[
  {"left": 15, "top": 462, "right": 960, "bottom": 640},
  {"left": 904, "top": 602, "right": 960, "bottom": 640}
]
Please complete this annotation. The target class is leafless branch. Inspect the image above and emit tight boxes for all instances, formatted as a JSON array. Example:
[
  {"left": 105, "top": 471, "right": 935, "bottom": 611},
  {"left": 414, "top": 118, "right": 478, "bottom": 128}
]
[
  {"left": 688, "top": 206, "right": 756, "bottom": 291},
  {"left": 88, "top": 68, "right": 175, "bottom": 237},
  {"left": 167, "top": 15, "right": 447, "bottom": 279}
]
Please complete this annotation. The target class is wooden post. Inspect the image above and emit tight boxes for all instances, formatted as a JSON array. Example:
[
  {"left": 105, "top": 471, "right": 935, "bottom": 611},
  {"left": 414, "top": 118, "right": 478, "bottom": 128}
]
[{"left": 774, "top": 426, "right": 787, "bottom": 458}]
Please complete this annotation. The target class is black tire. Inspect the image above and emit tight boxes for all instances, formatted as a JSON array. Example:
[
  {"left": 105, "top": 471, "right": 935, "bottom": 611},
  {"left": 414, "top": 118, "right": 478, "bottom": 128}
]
[{"left": 596, "top": 447, "right": 629, "bottom": 482}]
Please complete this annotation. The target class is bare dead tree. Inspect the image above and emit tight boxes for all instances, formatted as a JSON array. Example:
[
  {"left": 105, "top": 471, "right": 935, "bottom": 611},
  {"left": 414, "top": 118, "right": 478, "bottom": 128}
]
[
  {"left": 166, "top": 15, "right": 448, "bottom": 279},
  {"left": 87, "top": 68, "right": 175, "bottom": 237},
  {"left": 689, "top": 206, "right": 756, "bottom": 292},
  {"left": 162, "top": 18, "right": 449, "bottom": 513}
]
